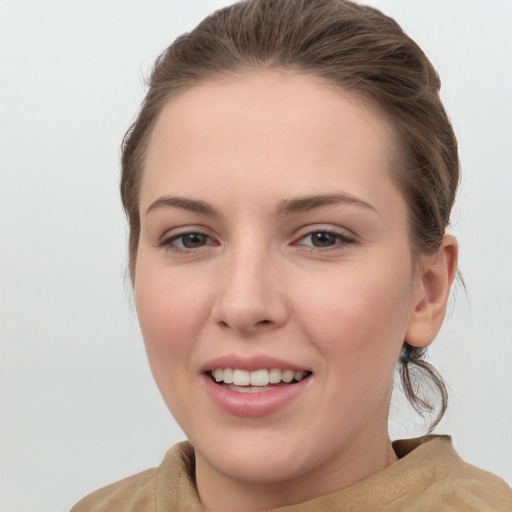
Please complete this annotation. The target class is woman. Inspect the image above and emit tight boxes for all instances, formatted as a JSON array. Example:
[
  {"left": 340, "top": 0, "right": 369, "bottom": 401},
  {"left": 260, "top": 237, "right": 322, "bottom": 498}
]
[{"left": 71, "top": 0, "right": 512, "bottom": 510}]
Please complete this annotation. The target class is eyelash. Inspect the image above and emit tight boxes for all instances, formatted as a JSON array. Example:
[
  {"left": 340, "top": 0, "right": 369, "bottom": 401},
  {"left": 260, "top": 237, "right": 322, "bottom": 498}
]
[
  {"left": 158, "top": 231, "right": 216, "bottom": 253},
  {"left": 294, "top": 229, "right": 355, "bottom": 249},
  {"left": 158, "top": 228, "right": 354, "bottom": 253}
]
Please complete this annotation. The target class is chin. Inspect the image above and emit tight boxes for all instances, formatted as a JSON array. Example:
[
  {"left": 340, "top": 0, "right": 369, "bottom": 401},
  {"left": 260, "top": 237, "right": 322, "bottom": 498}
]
[{"left": 193, "top": 426, "right": 328, "bottom": 485}]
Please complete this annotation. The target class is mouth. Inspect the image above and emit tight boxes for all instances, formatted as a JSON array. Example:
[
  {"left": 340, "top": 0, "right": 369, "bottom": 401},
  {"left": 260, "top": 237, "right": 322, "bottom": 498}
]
[{"left": 208, "top": 368, "right": 313, "bottom": 393}]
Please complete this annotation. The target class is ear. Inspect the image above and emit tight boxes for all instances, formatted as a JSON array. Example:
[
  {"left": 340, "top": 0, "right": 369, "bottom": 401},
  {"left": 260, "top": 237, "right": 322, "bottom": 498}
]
[{"left": 405, "top": 234, "right": 459, "bottom": 348}]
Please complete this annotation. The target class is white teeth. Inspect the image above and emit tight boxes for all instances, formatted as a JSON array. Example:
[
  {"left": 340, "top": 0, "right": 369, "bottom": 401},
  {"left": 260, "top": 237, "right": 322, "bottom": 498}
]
[
  {"left": 233, "top": 369, "right": 250, "bottom": 386},
  {"left": 269, "top": 368, "right": 282, "bottom": 384},
  {"left": 223, "top": 368, "right": 234, "bottom": 384},
  {"left": 282, "top": 370, "right": 294, "bottom": 383},
  {"left": 294, "top": 371, "right": 304, "bottom": 382},
  {"left": 212, "top": 368, "right": 307, "bottom": 386},
  {"left": 250, "top": 369, "right": 269, "bottom": 386}
]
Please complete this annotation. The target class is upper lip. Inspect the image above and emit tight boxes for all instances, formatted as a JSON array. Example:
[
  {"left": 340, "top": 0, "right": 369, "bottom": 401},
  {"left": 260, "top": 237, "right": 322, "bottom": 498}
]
[{"left": 201, "top": 354, "right": 310, "bottom": 373}]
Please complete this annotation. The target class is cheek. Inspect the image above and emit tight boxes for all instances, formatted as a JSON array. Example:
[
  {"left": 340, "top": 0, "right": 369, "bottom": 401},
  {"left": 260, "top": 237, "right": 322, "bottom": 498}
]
[
  {"left": 293, "top": 268, "right": 414, "bottom": 427},
  {"left": 294, "top": 265, "right": 413, "bottom": 367},
  {"left": 134, "top": 266, "right": 208, "bottom": 381}
]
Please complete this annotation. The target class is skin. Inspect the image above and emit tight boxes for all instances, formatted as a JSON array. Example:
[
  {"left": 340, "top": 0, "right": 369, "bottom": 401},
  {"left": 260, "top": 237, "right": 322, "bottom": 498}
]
[{"left": 134, "top": 71, "right": 457, "bottom": 512}]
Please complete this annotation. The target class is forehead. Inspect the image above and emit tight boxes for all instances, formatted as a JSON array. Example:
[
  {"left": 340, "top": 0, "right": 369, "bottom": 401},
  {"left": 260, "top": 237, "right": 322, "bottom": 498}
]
[{"left": 141, "top": 70, "right": 402, "bottom": 211}]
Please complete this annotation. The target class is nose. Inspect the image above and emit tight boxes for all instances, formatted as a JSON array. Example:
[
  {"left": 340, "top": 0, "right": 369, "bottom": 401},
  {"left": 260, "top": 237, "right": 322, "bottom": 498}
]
[{"left": 211, "top": 244, "right": 288, "bottom": 336}]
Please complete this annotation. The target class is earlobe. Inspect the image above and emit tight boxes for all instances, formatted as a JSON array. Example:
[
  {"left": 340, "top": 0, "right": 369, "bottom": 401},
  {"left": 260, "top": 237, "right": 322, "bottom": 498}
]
[{"left": 405, "top": 234, "right": 459, "bottom": 348}]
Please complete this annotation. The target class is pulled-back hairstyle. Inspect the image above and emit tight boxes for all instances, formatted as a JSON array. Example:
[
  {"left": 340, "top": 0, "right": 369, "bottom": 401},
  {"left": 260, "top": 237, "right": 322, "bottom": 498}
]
[{"left": 121, "top": 0, "right": 459, "bottom": 431}]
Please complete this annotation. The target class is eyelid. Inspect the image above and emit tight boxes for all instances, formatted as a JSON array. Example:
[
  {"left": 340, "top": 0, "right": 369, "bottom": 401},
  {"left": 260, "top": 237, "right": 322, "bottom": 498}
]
[
  {"left": 292, "top": 226, "right": 356, "bottom": 248},
  {"left": 157, "top": 226, "right": 218, "bottom": 251}
]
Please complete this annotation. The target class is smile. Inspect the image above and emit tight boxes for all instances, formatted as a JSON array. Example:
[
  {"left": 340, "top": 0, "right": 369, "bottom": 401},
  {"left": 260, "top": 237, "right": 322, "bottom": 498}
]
[
  {"left": 211, "top": 368, "right": 310, "bottom": 391},
  {"left": 203, "top": 365, "right": 312, "bottom": 416}
]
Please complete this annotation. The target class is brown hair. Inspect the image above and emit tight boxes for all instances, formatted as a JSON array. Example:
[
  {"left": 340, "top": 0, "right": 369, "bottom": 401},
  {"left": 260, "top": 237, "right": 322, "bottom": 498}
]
[{"left": 121, "top": 0, "right": 459, "bottom": 431}]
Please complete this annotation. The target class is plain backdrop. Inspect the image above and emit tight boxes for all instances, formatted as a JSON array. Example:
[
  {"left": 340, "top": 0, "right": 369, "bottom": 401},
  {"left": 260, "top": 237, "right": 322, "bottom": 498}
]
[{"left": 1, "top": 1, "right": 511, "bottom": 510}]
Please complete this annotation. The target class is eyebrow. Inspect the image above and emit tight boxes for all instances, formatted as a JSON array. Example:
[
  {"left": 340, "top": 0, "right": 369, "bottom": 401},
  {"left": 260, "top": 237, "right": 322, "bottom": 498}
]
[
  {"left": 145, "top": 196, "right": 218, "bottom": 216},
  {"left": 145, "top": 192, "right": 377, "bottom": 217},
  {"left": 276, "top": 193, "right": 377, "bottom": 215}
]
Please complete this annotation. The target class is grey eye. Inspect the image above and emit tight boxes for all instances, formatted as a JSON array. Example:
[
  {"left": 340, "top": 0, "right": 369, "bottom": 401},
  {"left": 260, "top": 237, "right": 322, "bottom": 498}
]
[
  {"left": 179, "top": 233, "right": 208, "bottom": 248},
  {"left": 309, "top": 232, "right": 340, "bottom": 247}
]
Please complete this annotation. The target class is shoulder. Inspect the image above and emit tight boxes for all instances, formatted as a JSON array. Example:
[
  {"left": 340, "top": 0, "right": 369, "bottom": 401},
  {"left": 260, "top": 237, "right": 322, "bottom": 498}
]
[
  {"left": 393, "top": 435, "right": 512, "bottom": 511},
  {"left": 70, "top": 467, "right": 158, "bottom": 512},
  {"left": 70, "top": 442, "right": 199, "bottom": 512}
]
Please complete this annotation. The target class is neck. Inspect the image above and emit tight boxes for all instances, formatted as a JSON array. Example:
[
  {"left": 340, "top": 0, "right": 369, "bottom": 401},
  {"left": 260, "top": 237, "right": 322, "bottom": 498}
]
[{"left": 195, "top": 431, "right": 398, "bottom": 512}]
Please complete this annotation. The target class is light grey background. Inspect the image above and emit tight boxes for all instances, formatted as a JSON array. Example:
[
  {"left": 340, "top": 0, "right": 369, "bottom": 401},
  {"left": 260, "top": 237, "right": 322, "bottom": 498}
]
[{"left": 1, "top": 1, "right": 511, "bottom": 511}]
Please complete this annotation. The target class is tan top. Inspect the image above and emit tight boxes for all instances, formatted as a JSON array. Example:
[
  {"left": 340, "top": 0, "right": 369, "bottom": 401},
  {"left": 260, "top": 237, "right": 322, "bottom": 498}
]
[{"left": 71, "top": 435, "right": 512, "bottom": 511}]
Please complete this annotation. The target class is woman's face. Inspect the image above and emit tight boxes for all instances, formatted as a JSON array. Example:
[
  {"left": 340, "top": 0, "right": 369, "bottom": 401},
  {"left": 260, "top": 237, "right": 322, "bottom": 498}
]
[{"left": 135, "top": 71, "right": 426, "bottom": 498}]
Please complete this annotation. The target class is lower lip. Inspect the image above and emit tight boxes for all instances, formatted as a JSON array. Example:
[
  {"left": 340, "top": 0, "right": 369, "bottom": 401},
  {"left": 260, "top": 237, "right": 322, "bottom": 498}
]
[{"left": 202, "top": 374, "right": 311, "bottom": 417}]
